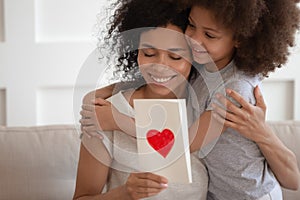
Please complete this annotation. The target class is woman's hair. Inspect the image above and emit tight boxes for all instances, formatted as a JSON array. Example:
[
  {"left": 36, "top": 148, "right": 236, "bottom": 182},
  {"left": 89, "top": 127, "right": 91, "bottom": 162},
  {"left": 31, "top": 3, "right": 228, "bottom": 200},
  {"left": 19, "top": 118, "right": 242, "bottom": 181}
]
[
  {"left": 184, "top": 0, "right": 300, "bottom": 76},
  {"left": 103, "top": 0, "right": 191, "bottom": 81}
]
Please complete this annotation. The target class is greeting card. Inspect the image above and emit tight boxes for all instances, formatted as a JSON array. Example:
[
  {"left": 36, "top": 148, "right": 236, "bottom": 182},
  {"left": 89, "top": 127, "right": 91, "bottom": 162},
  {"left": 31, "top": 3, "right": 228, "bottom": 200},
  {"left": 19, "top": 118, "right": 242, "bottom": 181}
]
[{"left": 134, "top": 99, "right": 192, "bottom": 183}]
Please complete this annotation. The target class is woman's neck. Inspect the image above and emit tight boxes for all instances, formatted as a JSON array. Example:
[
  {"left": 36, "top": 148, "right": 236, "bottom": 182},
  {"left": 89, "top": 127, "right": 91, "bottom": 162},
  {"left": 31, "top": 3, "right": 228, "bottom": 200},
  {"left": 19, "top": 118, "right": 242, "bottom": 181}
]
[{"left": 128, "top": 84, "right": 188, "bottom": 107}]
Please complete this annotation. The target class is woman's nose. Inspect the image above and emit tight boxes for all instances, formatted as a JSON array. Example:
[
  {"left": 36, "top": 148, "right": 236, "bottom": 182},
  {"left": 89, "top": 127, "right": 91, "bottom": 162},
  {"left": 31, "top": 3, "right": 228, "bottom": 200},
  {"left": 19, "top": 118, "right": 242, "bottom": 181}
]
[{"left": 157, "top": 53, "right": 168, "bottom": 66}]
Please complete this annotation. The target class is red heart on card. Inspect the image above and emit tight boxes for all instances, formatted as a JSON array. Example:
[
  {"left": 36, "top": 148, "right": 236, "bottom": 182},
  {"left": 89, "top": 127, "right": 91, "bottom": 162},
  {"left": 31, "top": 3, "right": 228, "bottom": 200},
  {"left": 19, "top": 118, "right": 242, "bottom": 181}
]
[{"left": 146, "top": 129, "right": 175, "bottom": 158}]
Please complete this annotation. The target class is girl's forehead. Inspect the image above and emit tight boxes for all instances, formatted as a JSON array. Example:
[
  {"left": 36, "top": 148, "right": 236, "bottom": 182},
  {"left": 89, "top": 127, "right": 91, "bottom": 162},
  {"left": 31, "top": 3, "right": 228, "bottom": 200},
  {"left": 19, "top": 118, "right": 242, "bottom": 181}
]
[{"left": 189, "top": 6, "right": 233, "bottom": 34}]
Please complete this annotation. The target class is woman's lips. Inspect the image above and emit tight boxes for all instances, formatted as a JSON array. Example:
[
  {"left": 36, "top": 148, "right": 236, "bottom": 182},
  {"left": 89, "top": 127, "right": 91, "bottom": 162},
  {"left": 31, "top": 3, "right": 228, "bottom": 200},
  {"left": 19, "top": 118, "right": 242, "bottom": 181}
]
[
  {"left": 149, "top": 74, "right": 176, "bottom": 84},
  {"left": 192, "top": 47, "right": 207, "bottom": 54}
]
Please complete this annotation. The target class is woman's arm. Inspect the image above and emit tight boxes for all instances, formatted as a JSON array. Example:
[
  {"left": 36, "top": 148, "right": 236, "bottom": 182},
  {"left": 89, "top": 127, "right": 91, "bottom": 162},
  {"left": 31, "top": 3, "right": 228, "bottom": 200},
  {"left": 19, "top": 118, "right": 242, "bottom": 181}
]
[
  {"left": 211, "top": 86, "right": 300, "bottom": 190},
  {"left": 73, "top": 142, "right": 127, "bottom": 200},
  {"left": 73, "top": 140, "right": 168, "bottom": 200}
]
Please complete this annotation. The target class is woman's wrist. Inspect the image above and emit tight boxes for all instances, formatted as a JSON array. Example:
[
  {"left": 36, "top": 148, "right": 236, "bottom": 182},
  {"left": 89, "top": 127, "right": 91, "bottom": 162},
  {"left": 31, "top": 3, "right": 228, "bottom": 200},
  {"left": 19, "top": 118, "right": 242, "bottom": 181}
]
[{"left": 255, "top": 126, "right": 275, "bottom": 147}]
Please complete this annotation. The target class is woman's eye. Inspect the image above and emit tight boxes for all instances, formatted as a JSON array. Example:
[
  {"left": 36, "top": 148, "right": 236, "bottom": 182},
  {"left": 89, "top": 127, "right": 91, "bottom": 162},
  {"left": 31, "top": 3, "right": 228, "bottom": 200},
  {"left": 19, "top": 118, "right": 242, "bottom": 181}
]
[
  {"left": 144, "top": 53, "right": 155, "bottom": 57},
  {"left": 170, "top": 56, "right": 182, "bottom": 60},
  {"left": 141, "top": 49, "right": 155, "bottom": 57}
]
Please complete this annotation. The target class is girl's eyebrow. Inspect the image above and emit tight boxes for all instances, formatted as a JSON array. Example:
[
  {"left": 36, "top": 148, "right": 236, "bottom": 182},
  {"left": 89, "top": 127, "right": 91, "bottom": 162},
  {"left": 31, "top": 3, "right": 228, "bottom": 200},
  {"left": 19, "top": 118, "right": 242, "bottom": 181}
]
[
  {"left": 188, "top": 16, "right": 221, "bottom": 34},
  {"left": 140, "top": 43, "right": 187, "bottom": 52}
]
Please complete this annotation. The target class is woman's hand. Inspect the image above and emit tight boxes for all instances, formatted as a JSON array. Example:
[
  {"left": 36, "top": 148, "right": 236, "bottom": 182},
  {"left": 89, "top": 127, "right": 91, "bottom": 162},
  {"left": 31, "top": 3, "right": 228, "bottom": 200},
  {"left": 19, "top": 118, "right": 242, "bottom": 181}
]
[
  {"left": 212, "top": 86, "right": 268, "bottom": 143},
  {"left": 124, "top": 172, "right": 168, "bottom": 200}
]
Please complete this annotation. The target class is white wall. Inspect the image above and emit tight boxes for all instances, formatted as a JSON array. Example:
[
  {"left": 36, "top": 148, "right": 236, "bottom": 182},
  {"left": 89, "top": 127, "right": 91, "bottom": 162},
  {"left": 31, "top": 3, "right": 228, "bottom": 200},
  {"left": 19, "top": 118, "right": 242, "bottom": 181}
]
[
  {"left": 0, "top": 0, "right": 109, "bottom": 126},
  {"left": 262, "top": 32, "right": 300, "bottom": 121},
  {"left": 0, "top": 0, "right": 299, "bottom": 126}
]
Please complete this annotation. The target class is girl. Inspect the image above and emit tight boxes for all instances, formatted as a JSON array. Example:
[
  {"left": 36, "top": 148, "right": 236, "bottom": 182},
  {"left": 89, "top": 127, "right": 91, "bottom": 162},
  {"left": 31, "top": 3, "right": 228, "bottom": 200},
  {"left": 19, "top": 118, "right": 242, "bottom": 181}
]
[
  {"left": 73, "top": 0, "right": 208, "bottom": 199},
  {"left": 81, "top": 0, "right": 300, "bottom": 199}
]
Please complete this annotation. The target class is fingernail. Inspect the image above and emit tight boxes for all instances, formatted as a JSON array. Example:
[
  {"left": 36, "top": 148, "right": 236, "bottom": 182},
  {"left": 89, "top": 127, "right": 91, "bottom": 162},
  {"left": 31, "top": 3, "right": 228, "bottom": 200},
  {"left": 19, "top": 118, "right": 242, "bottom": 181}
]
[
  {"left": 161, "top": 183, "right": 168, "bottom": 188},
  {"left": 97, "top": 134, "right": 104, "bottom": 140},
  {"left": 226, "top": 89, "right": 232, "bottom": 94},
  {"left": 211, "top": 103, "right": 216, "bottom": 109}
]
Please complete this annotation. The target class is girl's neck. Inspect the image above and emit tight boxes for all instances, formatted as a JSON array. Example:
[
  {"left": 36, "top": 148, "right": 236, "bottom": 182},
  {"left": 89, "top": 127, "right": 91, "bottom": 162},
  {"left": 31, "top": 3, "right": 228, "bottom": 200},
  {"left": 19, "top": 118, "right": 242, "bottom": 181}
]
[{"left": 204, "top": 59, "right": 233, "bottom": 72}]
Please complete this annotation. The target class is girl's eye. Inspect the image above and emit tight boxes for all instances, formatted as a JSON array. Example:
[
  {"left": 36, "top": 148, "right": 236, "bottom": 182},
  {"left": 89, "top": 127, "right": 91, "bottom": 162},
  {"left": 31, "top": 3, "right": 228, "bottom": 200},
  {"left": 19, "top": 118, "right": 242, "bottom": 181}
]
[
  {"left": 187, "top": 21, "right": 195, "bottom": 28},
  {"left": 205, "top": 32, "right": 216, "bottom": 39}
]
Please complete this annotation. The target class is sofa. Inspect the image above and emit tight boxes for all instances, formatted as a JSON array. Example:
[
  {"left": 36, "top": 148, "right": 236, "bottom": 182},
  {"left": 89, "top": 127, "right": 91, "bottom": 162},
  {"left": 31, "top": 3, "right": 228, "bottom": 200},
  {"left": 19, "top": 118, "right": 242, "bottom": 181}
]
[{"left": 0, "top": 121, "right": 299, "bottom": 200}]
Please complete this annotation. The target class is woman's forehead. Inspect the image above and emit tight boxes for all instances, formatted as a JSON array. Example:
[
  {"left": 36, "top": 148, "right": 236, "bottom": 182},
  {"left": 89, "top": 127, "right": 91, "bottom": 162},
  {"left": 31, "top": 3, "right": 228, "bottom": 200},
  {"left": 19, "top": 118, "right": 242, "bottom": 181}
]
[{"left": 139, "top": 26, "right": 189, "bottom": 50}]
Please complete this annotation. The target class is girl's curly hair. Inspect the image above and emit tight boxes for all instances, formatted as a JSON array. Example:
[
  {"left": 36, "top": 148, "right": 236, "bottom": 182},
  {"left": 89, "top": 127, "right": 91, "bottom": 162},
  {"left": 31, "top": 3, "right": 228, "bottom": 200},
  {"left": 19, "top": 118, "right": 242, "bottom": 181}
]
[
  {"left": 102, "top": 0, "right": 190, "bottom": 81},
  {"left": 184, "top": 0, "right": 300, "bottom": 76}
]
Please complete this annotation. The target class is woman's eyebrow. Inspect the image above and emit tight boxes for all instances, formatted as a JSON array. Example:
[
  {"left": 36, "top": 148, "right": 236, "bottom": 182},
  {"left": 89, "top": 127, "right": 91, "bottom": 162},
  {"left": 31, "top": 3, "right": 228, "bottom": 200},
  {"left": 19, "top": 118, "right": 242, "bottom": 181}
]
[
  {"left": 168, "top": 47, "right": 188, "bottom": 52},
  {"left": 140, "top": 43, "right": 187, "bottom": 52},
  {"left": 140, "top": 43, "right": 155, "bottom": 49}
]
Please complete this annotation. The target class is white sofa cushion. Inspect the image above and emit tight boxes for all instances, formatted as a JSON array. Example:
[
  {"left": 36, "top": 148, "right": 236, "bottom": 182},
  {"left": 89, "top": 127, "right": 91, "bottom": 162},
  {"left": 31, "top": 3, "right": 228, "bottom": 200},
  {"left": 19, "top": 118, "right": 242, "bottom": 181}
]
[
  {"left": 0, "top": 125, "right": 80, "bottom": 200},
  {"left": 0, "top": 122, "right": 299, "bottom": 200},
  {"left": 268, "top": 121, "right": 300, "bottom": 200}
]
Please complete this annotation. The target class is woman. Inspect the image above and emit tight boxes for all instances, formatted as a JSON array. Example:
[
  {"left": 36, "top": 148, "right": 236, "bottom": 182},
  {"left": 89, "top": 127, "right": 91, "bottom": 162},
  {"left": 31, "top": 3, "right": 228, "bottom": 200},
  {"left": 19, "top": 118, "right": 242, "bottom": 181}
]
[{"left": 73, "top": 0, "right": 208, "bottom": 199}]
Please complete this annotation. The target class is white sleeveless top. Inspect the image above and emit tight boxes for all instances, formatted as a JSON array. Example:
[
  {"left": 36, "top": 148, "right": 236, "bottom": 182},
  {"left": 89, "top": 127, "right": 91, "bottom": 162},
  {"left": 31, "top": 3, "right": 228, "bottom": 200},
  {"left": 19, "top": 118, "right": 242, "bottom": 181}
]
[{"left": 82, "top": 91, "right": 208, "bottom": 200}]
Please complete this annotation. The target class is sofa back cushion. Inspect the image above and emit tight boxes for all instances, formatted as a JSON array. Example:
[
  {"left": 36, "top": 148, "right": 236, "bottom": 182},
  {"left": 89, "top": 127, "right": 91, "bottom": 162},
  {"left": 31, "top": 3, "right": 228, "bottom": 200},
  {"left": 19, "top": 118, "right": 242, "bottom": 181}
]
[
  {"left": 0, "top": 122, "right": 299, "bottom": 200},
  {"left": 0, "top": 125, "right": 80, "bottom": 200},
  {"left": 268, "top": 121, "right": 300, "bottom": 200}
]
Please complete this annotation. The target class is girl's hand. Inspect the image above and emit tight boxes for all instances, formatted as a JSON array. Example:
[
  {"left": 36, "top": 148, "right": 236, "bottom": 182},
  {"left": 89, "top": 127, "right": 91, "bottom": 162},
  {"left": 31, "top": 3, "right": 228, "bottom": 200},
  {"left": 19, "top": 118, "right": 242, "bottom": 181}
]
[
  {"left": 212, "top": 86, "right": 268, "bottom": 143},
  {"left": 80, "top": 98, "right": 136, "bottom": 139},
  {"left": 125, "top": 172, "right": 168, "bottom": 200}
]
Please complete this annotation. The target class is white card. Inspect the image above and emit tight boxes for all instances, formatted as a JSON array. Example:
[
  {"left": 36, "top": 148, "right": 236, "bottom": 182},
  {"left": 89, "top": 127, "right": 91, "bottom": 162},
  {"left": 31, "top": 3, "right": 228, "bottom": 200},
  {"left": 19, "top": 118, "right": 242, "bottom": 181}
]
[{"left": 134, "top": 99, "right": 192, "bottom": 183}]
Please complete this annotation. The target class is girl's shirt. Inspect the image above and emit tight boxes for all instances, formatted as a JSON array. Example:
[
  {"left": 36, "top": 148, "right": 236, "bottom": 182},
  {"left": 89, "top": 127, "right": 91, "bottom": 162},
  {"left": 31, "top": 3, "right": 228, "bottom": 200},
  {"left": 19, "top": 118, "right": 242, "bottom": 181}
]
[{"left": 191, "top": 61, "right": 280, "bottom": 200}]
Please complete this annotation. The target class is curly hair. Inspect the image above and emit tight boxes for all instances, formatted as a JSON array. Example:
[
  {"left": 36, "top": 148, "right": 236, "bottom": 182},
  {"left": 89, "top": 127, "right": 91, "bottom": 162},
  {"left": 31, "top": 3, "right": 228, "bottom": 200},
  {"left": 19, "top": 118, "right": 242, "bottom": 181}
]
[
  {"left": 103, "top": 0, "right": 190, "bottom": 81},
  {"left": 183, "top": 0, "right": 300, "bottom": 76}
]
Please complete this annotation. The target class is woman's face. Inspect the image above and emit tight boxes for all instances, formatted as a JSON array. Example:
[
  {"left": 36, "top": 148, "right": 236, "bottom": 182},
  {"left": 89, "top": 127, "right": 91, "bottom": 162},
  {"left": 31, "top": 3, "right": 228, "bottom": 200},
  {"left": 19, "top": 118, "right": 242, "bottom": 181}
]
[
  {"left": 185, "top": 6, "right": 238, "bottom": 70},
  {"left": 138, "top": 24, "right": 192, "bottom": 98}
]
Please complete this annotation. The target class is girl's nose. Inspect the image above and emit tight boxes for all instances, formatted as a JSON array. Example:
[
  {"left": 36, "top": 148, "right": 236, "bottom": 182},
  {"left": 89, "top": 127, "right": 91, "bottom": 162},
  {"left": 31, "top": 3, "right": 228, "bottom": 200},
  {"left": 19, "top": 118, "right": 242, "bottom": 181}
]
[{"left": 186, "top": 31, "right": 203, "bottom": 46}]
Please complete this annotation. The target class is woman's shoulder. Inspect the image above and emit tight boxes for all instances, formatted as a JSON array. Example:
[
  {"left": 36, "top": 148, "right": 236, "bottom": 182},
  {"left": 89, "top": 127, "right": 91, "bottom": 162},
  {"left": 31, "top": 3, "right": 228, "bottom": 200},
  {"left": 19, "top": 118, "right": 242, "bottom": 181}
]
[{"left": 108, "top": 90, "right": 135, "bottom": 117}]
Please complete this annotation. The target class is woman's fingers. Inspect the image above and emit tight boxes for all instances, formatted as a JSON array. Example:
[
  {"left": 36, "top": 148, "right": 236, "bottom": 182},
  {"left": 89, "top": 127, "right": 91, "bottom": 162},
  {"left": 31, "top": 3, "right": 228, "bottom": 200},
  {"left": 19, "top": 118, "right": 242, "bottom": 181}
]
[
  {"left": 125, "top": 172, "right": 167, "bottom": 199},
  {"left": 254, "top": 86, "right": 266, "bottom": 111},
  {"left": 226, "top": 89, "right": 250, "bottom": 111},
  {"left": 212, "top": 103, "right": 237, "bottom": 123},
  {"left": 214, "top": 93, "right": 244, "bottom": 120},
  {"left": 136, "top": 172, "right": 168, "bottom": 185}
]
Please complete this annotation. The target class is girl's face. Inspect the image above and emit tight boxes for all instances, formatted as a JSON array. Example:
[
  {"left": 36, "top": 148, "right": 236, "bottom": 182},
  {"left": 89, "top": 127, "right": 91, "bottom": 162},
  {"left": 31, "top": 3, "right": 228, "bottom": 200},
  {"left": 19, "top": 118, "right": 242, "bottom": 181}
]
[
  {"left": 138, "top": 24, "right": 192, "bottom": 98},
  {"left": 185, "top": 6, "right": 238, "bottom": 70}
]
